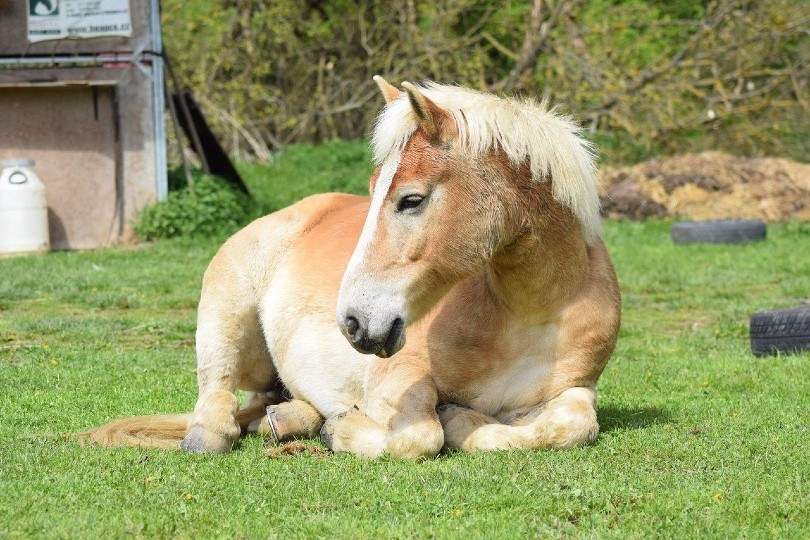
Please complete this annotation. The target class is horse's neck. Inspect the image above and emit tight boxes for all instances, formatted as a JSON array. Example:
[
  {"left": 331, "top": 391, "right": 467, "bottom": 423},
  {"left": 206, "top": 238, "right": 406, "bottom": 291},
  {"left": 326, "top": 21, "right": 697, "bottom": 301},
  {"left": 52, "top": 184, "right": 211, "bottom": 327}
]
[{"left": 485, "top": 199, "right": 588, "bottom": 321}]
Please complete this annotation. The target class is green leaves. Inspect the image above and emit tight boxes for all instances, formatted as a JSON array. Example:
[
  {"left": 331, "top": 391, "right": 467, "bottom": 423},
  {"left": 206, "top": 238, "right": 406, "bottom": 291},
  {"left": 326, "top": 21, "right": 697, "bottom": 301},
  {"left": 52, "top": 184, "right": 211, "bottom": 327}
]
[
  {"left": 160, "top": 0, "right": 808, "bottom": 164},
  {"left": 133, "top": 176, "right": 255, "bottom": 241}
]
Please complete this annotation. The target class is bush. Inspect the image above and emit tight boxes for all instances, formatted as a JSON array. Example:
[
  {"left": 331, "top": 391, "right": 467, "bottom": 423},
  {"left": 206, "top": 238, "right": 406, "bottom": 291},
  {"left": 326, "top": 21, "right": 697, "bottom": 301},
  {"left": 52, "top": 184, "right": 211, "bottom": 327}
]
[
  {"left": 162, "top": 0, "right": 808, "bottom": 164},
  {"left": 133, "top": 174, "right": 257, "bottom": 241}
]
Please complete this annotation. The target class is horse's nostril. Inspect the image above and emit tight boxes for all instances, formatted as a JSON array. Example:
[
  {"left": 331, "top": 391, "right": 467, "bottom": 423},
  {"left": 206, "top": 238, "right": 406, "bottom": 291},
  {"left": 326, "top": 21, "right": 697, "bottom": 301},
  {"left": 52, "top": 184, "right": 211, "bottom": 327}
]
[
  {"left": 384, "top": 318, "right": 405, "bottom": 355},
  {"left": 345, "top": 316, "right": 360, "bottom": 338},
  {"left": 390, "top": 318, "right": 404, "bottom": 339}
]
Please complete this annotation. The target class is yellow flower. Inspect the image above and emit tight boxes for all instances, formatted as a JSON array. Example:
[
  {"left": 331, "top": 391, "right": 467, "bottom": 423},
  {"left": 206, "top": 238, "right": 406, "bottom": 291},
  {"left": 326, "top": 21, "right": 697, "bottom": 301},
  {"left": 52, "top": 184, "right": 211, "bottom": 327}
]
[
  {"left": 701, "top": 380, "right": 709, "bottom": 388},
  {"left": 451, "top": 509, "right": 463, "bottom": 517},
  {"left": 50, "top": 359, "right": 58, "bottom": 366},
  {"left": 713, "top": 492, "right": 724, "bottom": 501},
  {"left": 43, "top": 344, "right": 50, "bottom": 350},
  {"left": 185, "top": 493, "right": 194, "bottom": 501}
]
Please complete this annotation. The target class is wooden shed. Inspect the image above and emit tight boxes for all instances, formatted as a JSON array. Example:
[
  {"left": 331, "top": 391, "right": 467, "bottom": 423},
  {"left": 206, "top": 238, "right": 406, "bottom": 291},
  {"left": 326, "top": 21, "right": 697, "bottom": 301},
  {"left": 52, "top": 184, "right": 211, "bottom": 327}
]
[{"left": 0, "top": 0, "right": 166, "bottom": 249}]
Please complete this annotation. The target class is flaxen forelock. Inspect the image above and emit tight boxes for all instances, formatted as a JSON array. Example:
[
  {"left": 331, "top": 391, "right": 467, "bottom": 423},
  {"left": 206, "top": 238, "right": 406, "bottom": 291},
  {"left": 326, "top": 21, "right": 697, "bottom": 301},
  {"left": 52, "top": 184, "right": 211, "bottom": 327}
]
[{"left": 372, "top": 82, "right": 602, "bottom": 243}]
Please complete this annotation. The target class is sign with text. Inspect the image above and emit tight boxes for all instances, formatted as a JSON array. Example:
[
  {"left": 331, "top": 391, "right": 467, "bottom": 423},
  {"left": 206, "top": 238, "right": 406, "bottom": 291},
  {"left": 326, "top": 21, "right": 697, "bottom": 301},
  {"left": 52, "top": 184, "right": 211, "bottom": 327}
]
[{"left": 28, "top": 0, "right": 132, "bottom": 43}]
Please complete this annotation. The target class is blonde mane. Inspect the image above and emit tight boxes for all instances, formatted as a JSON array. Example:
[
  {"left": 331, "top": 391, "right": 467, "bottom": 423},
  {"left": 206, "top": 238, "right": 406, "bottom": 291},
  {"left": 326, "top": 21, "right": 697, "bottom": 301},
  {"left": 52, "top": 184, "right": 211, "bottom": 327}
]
[{"left": 371, "top": 82, "right": 602, "bottom": 243}]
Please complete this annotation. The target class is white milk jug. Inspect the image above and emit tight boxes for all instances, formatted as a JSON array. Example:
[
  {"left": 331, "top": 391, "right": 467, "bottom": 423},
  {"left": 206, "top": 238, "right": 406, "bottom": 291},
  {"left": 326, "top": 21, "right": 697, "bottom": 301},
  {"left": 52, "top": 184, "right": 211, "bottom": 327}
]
[{"left": 0, "top": 159, "right": 50, "bottom": 254}]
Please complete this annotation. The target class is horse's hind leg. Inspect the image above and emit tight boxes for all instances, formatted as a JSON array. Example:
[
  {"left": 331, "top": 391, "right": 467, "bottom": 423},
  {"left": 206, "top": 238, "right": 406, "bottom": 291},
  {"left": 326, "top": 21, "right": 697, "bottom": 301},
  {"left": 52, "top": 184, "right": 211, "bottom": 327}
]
[
  {"left": 182, "top": 390, "right": 240, "bottom": 454},
  {"left": 247, "top": 399, "right": 324, "bottom": 443},
  {"left": 439, "top": 387, "right": 599, "bottom": 452},
  {"left": 182, "top": 290, "right": 274, "bottom": 454}
]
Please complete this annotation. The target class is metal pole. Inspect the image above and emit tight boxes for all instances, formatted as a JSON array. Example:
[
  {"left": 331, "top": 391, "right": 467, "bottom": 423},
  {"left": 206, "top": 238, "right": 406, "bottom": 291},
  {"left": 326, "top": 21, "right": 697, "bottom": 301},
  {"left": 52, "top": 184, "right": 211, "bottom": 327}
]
[{"left": 150, "top": 0, "right": 168, "bottom": 201}]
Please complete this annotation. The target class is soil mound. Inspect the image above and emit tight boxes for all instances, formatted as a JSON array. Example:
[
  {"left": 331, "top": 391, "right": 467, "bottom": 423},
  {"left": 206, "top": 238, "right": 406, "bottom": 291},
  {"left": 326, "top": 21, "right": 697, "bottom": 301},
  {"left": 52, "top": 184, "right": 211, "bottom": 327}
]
[{"left": 600, "top": 152, "right": 810, "bottom": 221}]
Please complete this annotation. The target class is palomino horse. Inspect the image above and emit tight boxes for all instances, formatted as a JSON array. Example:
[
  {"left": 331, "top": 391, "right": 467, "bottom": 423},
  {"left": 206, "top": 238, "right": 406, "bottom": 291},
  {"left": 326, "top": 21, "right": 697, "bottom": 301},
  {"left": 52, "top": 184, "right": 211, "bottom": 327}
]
[{"left": 88, "top": 77, "right": 620, "bottom": 457}]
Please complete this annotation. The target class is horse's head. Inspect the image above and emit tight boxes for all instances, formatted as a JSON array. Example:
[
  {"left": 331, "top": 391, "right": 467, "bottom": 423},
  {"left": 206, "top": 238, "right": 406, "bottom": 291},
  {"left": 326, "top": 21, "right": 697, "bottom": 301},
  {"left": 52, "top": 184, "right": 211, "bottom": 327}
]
[
  {"left": 336, "top": 77, "right": 512, "bottom": 357},
  {"left": 337, "top": 78, "right": 601, "bottom": 357}
]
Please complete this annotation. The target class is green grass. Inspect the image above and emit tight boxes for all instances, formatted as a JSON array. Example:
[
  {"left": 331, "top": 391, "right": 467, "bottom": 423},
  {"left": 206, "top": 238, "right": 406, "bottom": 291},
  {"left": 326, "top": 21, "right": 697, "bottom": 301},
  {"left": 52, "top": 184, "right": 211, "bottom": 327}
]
[
  {"left": 240, "top": 140, "right": 373, "bottom": 213},
  {"left": 1, "top": 166, "right": 809, "bottom": 537}
]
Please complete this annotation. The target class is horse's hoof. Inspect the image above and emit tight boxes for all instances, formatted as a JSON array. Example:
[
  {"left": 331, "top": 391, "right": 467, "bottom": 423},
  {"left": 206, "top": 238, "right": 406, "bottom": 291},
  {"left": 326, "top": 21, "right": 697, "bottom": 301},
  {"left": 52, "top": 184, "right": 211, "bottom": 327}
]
[
  {"left": 181, "top": 426, "right": 234, "bottom": 454},
  {"left": 265, "top": 404, "right": 316, "bottom": 444},
  {"left": 319, "top": 409, "right": 354, "bottom": 450},
  {"left": 318, "top": 425, "right": 334, "bottom": 450},
  {"left": 264, "top": 407, "right": 281, "bottom": 445},
  {"left": 319, "top": 413, "right": 344, "bottom": 450}
]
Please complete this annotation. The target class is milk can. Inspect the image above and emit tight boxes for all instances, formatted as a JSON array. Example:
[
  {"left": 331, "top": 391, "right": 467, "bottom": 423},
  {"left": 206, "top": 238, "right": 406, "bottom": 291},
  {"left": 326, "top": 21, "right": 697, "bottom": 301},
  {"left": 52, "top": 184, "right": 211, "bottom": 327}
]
[{"left": 0, "top": 159, "right": 50, "bottom": 254}]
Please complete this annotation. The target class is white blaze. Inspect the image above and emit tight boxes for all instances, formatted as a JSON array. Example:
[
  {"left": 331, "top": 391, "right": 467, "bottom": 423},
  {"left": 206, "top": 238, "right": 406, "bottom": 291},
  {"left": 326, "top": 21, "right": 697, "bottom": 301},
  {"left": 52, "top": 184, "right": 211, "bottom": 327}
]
[
  {"left": 336, "top": 151, "right": 409, "bottom": 347},
  {"left": 342, "top": 154, "right": 401, "bottom": 281}
]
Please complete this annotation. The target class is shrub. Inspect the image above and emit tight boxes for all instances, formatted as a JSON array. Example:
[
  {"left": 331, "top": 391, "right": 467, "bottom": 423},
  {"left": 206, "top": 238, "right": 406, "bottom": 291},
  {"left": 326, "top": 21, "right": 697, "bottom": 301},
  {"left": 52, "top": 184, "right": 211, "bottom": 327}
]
[
  {"left": 133, "top": 174, "right": 256, "bottom": 241},
  {"left": 162, "top": 0, "right": 808, "bottom": 164}
]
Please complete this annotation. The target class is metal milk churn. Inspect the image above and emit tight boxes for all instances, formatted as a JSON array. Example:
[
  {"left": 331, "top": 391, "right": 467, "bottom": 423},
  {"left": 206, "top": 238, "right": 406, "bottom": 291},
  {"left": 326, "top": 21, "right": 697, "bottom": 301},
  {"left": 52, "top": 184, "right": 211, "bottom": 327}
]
[{"left": 0, "top": 159, "right": 50, "bottom": 254}]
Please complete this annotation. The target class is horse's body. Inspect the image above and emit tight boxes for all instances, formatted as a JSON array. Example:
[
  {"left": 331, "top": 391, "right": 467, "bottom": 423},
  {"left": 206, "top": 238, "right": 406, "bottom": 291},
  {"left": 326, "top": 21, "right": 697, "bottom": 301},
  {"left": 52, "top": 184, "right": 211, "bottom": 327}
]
[{"left": 88, "top": 78, "right": 620, "bottom": 457}]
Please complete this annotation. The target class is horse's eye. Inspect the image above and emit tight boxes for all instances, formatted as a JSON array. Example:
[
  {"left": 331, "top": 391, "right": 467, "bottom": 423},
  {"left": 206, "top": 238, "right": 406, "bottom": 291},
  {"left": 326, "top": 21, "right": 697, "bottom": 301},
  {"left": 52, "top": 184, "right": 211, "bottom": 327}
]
[{"left": 396, "top": 194, "right": 425, "bottom": 212}]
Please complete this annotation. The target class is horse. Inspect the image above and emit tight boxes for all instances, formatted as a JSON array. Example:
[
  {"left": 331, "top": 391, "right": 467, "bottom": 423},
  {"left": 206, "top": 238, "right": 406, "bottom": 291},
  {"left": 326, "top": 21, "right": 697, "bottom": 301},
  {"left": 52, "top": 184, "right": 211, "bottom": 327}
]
[{"left": 86, "top": 77, "right": 621, "bottom": 457}]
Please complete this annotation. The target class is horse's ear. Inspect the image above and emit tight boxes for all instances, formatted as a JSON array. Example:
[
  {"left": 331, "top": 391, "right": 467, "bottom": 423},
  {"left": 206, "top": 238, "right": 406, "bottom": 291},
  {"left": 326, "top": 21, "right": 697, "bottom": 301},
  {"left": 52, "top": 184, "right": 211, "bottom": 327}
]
[
  {"left": 401, "top": 81, "right": 456, "bottom": 142},
  {"left": 373, "top": 75, "right": 402, "bottom": 103}
]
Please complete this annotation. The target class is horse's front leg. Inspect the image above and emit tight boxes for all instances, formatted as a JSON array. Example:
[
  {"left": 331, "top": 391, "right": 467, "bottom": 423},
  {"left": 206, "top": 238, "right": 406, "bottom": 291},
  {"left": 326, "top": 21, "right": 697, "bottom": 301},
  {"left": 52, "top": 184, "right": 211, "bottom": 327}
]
[
  {"left": 320, "top": 359, "right": 444, "bottom": 459},
  {"left": 439, "top": 387, "right": 599, "bottom": 452}
]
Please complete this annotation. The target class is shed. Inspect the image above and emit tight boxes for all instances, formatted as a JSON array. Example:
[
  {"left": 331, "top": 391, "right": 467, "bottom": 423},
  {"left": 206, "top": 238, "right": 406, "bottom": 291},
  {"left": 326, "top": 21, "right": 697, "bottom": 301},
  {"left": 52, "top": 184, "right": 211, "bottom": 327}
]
[{"left": 0, "top": 0, "right": 166, "bottom": 249}]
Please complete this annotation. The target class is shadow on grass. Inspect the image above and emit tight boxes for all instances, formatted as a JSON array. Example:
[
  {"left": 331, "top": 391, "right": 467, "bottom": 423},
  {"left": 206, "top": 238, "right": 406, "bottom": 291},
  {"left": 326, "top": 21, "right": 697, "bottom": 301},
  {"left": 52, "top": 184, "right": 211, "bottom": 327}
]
[{"left": 598, "top": 405, "right": 670, "bottom": 433}]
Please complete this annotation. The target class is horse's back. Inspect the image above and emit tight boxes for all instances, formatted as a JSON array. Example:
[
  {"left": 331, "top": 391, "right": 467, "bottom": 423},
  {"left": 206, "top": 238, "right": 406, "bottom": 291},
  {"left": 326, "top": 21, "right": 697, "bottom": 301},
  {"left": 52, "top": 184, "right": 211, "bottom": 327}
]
[{"left": 202, "top": 192, "right": 368, "bottom": 292}]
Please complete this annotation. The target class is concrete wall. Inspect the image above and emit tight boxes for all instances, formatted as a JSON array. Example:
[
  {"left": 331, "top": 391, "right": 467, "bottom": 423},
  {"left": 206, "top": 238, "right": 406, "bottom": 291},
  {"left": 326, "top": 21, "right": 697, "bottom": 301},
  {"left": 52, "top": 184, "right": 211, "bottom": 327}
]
[{"left": 0, "top": 1, "right": 161, "bottom": 249}]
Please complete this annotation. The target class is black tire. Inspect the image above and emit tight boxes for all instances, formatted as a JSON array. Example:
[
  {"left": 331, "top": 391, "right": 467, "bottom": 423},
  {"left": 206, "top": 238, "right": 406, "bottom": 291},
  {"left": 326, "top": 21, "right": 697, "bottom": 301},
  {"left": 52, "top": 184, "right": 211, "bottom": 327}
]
[
  {"left": 671, "top": 219, "right": 766, "bottom": 244},
  {"left": 750, "top": 306, "right": 810, "bottom": 357}
]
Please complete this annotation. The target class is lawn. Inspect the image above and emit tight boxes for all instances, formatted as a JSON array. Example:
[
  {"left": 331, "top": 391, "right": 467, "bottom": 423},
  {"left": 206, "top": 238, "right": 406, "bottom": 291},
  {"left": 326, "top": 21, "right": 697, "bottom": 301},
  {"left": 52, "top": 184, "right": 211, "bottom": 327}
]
[{"left": 1, "top": 143, "right": 809, "bottom": 538}]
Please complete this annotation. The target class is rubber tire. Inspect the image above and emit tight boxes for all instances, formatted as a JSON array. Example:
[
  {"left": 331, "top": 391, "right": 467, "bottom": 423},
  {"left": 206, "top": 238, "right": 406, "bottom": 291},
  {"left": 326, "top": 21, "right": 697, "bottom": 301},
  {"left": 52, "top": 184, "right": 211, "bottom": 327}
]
[
  {"left": 671, "top": 219, "right": 766, "bottom": 244},
  {"left": 750, "top": 306, "right": 810, "bottom": 357}
]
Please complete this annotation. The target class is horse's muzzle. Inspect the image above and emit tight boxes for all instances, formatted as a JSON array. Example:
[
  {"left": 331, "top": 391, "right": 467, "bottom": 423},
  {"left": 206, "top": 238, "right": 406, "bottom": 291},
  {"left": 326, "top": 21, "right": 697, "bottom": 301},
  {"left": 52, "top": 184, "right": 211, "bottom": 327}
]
[{"left": 341, "top": 314, "right": 405, "bottom": 358}]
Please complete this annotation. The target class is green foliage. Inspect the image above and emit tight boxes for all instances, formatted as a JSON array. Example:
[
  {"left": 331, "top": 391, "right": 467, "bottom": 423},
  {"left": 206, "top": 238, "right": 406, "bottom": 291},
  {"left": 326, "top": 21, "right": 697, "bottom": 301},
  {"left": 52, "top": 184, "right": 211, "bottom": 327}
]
[
  {"left": 133, "top": 174, "right": 256, "bottom": 241},
  {"left": 1, "top": 222, "right": 809, "bottom": 537},
  {"left": 132, "top": 140, "right": 371, "bottom": 241},
  {"left": 161, "top": 0, "right": 808, "bottom": 165},
  {"left": 241, "top": 140, "right": 373, "bottom": 213}
]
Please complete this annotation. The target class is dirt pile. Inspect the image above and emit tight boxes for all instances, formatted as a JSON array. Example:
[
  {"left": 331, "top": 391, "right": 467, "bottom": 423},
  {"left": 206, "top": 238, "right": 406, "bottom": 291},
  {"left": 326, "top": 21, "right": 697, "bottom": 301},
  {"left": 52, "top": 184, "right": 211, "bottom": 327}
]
[{"left": 600, "top": 152, "right": 810, "bottom": 221}]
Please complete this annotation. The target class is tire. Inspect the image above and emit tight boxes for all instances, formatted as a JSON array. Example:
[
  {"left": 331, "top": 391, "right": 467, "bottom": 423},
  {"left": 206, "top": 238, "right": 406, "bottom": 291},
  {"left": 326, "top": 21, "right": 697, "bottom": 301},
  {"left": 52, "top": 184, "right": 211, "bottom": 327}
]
[
  {"left": 750, "top": 306, "right": 810, "bottom": 357},
  {"left": 671, "top": 219, "right": 766, "bottom": 244}
]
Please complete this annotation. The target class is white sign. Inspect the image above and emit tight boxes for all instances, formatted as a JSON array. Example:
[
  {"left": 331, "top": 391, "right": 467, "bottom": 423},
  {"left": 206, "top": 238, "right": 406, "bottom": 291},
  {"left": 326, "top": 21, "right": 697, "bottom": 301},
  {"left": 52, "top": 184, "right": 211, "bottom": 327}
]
[{"left": 28, "top": 0, "right": 132, "bottom": 43}]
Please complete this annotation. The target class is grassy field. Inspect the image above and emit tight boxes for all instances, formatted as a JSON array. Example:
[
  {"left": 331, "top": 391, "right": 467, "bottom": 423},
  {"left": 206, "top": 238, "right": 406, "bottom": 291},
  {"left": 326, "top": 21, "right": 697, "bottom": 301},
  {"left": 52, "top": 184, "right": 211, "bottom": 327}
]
[
  {"left": 1, "top": 144, "right": 809, "bottom": 538},
  {"left": 240, "top": 141, "right": 373, "bottom": 213}
]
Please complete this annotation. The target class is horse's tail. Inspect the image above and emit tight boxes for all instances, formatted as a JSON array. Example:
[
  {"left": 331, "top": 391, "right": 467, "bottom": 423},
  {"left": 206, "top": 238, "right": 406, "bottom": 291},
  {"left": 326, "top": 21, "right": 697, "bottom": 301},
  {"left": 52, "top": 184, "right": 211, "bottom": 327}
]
[
  {"left": 77, "top": 404, "right": 268, "bottom": 450},
  {"left": 78, "top": 413, "right": 193, "bottom": 450}
]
